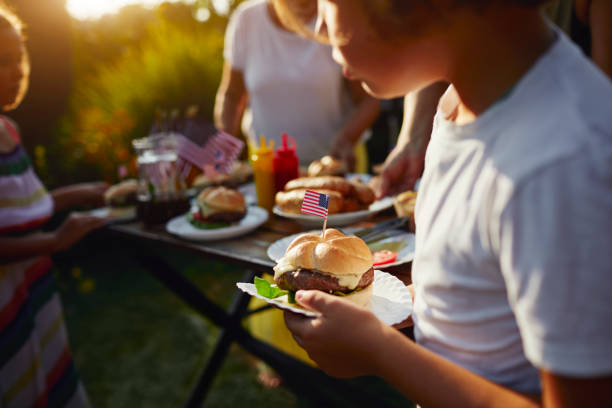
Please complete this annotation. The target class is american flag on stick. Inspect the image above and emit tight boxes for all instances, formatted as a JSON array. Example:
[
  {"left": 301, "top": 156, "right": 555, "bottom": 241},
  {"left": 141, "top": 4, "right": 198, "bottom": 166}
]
[
  {"left": 201, "top": 130, "right": 244, "bottom": 173},
  {"left": 301, "top": 190, "right": 330, "bottom": 219}
]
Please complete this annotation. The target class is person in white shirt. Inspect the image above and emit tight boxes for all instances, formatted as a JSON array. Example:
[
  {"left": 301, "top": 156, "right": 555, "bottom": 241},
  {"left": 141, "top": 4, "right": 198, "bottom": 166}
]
[
  {"left": 282, "top": 0, "right": 612, "bottom": 406},
  {"left": 214, "top": 0, "right": 380, "bottom": 169}
]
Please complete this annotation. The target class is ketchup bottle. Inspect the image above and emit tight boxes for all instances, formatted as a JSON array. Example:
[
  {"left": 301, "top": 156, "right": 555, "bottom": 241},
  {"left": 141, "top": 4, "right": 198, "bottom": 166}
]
[
  {"left": 273, "top": 132, "right": 299, "bottom": 193},
  {"left": 251, "top": 135, "right": 275, "bottom": 212}
]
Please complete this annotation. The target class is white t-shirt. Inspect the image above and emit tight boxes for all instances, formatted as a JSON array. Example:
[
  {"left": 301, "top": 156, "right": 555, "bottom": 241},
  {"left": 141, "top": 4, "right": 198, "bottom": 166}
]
[
  {"left": 412, "top": 31, "right": 612, "bottom": 393},
  {"left": 223, "top": 0, "right": 354, "bottom": 164}
]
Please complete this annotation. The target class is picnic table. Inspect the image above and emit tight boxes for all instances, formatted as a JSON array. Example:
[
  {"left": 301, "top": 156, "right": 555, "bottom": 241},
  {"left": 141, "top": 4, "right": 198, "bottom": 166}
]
[{"left": 101, "top": 209, "right": 413, "bottom": 408}]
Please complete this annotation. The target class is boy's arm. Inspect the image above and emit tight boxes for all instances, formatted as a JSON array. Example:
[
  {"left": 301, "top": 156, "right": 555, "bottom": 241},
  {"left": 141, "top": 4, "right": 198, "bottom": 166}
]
[
  {"left": 285, "top": 290, "right": 612, "bottom": 408},
  {"left": 214, "top": 62, "right": 248, "bottom": 138}
]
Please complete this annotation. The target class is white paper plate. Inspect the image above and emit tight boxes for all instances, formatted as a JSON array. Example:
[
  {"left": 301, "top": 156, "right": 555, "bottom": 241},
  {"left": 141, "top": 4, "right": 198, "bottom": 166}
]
[
  {"left": 166, "top": 206, "right": 268, "bottom": 241},
  {"left": 85, "top": 206, "right": 137, "bottom": 223},
  {"left": 273, "top": 196, "right": 393, "bottom": 228},
  {"left": 267, "top": 229, "right": 415, "bottom": 268},
  {"left": 236, "top": 270, "right": 412, "bottom": 326}
]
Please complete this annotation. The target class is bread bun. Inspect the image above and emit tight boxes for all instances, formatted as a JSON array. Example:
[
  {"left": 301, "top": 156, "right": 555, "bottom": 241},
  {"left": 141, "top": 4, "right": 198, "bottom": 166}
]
[
  {"left": 393, "top": 190, "right": 417, "bottom": 218},
  {"left": 275, "top": 189, "right": 343, "bottom": 214},
  {"left": 275, "top": 229, "right": 372, "bottom": 279},
  {"left": 308, "top": 155, "right": 347, "bottom": 177},
  {"left": 349, "top": 178, "right": 375, "bottom": 205},
  {"left": 198, "top": 186, "right": 245, "bottom": 213},
  {"left": 284, "top": 176, "right": 352, "bottom": 195}
]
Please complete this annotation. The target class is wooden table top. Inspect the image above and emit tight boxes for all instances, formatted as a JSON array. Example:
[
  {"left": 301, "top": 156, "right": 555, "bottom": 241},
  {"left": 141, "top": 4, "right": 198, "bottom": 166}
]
[{"left": 107, "top": 208, "right": 413, "bottom": 284}]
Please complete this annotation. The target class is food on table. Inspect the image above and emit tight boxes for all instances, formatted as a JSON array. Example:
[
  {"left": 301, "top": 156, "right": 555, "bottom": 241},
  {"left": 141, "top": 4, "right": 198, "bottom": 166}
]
[
  {"left": 104, "top": 179, "right": 138, "bottom": 207},
  {"left": 275, "top": 189, "right": 344, "bottom": 214},
  {"left": 271, "top": 228, "right": 374, "bottom": 307},
  {"left": 192, "top": 161, "right": 253, "bottom": 189},
  {"left": 393, "top": 190, "right": 417, "bottom": 218},
  {"left": 189, "top": 186, "right": 246, "bottom": 228},
  {"left": 307, "top": 155, "right": 347, "bottom": 177},
  {"left": 372, "top": 250, "right": 398, "bottom": 266},
  {"left": 275, "top": 176, "right": 375, "bottom": 214}
]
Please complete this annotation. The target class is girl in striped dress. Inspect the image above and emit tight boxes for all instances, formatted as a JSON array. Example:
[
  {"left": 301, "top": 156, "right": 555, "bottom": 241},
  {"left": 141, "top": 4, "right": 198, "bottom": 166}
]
[{"left": 0, "top": 4, "right": 109, "bottom": 407}]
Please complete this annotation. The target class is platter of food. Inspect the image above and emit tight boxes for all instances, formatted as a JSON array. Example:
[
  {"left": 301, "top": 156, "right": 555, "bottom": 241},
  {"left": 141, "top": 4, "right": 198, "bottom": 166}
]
[
  {"left": 237, "top": 228, "right": 412, "bottom": 325},
  {"left": 273, "top": 175, "right": 392, "bottom": 227},
  {"left": 166, "top": 186, "right": 268, "bottom": 241},
  {"left": 267, "top": 228, "right": 415, "bottom": 268}
]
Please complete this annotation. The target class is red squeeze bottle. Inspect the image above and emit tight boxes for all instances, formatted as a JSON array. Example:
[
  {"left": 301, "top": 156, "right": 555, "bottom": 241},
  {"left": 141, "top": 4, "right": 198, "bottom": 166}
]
[{"left": 273, "top": 132, "right": 299, "bottom": 193}]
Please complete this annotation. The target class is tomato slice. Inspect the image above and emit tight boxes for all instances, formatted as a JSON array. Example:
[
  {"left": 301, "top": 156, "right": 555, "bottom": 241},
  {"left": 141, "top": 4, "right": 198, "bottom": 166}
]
[
  {"left": 192, "top": 211, "right": 206, "bottom": 222},
  {"left": 372, "top": 250, "right": 398, "bottom": 266}
]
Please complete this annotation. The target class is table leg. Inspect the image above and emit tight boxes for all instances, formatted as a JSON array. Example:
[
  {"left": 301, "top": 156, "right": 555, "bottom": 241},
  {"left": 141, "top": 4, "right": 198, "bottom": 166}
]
[{"left": 184, "top": 270, "right": 256, "bottom": 408}]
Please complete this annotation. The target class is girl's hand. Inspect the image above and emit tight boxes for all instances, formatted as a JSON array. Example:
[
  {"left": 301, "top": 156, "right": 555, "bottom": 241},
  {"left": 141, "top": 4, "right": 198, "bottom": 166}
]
[
  {"left": 53, "top": 213, "right": 108, "bottom": 252},
  {"left": 284, "top": 290, "right": 387, "bottom": 378}
]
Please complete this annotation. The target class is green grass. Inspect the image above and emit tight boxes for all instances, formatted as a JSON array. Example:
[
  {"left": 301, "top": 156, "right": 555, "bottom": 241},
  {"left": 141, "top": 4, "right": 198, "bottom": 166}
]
[{"left": 54, "top": 243, "right": 297, "bottom": 408}]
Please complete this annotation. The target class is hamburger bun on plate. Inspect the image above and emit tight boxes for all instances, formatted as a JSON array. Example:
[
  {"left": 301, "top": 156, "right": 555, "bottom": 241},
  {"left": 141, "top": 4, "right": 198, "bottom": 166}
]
[
  {"left": 189, "top": 186, "right": 246, "bottom": 228},
  {"left": 272, "top": 228, "right": 374, "bottom": 307}
]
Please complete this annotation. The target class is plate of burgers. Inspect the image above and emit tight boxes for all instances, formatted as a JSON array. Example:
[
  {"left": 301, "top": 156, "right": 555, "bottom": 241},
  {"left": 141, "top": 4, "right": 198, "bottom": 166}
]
[
  {"left": 237, "top": 228, "right": 412, "bottom": 326},
  {"left": 273, "top": 176, "right": 393, "bottom": 227},
  {"left": 166, "top": 186, "right": 268, "bottom": 241}
]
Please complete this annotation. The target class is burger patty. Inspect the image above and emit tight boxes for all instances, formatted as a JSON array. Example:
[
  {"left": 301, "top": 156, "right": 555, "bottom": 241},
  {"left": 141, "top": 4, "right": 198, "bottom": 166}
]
[
  {"left": 276, "top": 267, "right": 374, "bottom": 294},
  {"left": 201, "top": 211, "right": 245, "bottom": 223}
]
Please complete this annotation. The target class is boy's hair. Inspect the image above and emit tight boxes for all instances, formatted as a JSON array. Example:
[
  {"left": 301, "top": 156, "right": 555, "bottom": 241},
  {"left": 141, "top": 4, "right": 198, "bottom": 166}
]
[
  {"left": 363, "top": 0, "right": 553, "bottom": 37},
  {"left": 0, "top": 1, "right": 29, "bottom": 112}
]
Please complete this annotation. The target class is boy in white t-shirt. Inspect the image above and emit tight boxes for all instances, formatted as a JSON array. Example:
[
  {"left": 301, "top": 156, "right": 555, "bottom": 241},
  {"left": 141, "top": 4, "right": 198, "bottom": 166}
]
[{"left": 283, "top": 0, "right": 612, "bottom": 406}]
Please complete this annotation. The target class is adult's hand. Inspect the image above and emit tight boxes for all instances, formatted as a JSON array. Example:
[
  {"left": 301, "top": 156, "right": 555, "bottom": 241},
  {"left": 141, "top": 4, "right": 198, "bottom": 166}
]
[
  {"left": 284, "top": 290, "right": 387, "bottom": 378},
  {"left": 330, "top": 136, "right": 356, "bottom": 172},
  {"left": 53, "top": 212, "right": 108, "bottom": 252},
  {"left": 371, "top": 146, "right": 424, "bottom": 199}
]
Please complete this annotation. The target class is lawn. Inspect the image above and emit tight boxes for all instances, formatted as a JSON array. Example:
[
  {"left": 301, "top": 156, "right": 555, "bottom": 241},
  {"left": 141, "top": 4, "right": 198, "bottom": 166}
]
[{"left": 54, "top": 239, "right": 297, "bottom": 408}]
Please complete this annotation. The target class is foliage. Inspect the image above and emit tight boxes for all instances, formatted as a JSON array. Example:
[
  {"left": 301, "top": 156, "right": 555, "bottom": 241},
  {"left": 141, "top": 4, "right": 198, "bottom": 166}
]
[{"left": 43, "top": 3, "right": 229, "bottom": 185}]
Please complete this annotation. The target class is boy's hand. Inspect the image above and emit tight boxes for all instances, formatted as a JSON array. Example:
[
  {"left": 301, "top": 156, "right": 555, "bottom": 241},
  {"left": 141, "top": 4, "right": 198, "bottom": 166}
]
[
  {"left": 53, "top": 213, "right": 108, "bottom": 252},
  {"left": 284, "top": 290, "right": 387, "bottom": 378}
]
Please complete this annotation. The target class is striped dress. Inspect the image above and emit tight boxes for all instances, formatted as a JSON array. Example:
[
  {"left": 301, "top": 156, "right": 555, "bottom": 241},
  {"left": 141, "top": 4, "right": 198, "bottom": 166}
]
[{"left": 0, "top": 117, "right": 89, "bottom": 408}]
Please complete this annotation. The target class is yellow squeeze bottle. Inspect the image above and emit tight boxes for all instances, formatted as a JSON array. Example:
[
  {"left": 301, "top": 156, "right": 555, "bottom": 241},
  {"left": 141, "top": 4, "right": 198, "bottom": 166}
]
[{"left": 251, "top": 135, "right": 275, "bottom": 212}]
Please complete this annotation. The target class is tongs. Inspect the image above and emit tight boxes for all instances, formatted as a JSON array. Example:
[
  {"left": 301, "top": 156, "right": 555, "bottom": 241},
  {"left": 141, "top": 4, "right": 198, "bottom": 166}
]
[{"left": 347, "top": 217, "right": 410, "bottom": 243}]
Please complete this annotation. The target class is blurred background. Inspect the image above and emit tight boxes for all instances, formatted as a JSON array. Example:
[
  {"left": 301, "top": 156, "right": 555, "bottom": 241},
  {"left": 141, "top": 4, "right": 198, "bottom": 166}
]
[{"left": 6, "top": 0, "right": 242, "bottom": 189}]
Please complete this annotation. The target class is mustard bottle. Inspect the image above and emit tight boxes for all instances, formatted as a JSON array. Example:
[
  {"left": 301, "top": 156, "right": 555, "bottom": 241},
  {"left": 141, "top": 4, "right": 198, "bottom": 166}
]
[{"left": 251, "top": 135, "right": 275, "bottom": 212}]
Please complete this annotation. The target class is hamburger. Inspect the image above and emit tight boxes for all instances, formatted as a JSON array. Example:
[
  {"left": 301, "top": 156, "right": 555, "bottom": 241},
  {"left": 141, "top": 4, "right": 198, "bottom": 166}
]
[
  {"left": 273, "top": 228, "right": 374, "bottom": 307},
  {"left": 191, "top": 186, "right": 246, "bottom": 226}
]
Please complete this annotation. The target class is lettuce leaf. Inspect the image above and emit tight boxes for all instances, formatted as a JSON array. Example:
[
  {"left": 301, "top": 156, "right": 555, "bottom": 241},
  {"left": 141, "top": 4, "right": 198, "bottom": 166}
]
[{"left": 254, "top": 277, "right": 288, "bottom": 299}]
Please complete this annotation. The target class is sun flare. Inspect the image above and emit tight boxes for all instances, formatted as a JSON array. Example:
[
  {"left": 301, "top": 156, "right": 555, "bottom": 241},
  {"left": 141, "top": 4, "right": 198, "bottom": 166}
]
[{"left": 65, "top": 0, "right": 191, "bottom": 20}]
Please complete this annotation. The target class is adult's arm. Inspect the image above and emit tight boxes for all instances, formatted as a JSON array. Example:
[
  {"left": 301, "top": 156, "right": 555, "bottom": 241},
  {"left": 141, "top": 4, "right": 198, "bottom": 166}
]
[
  {"left": 331, "top": 80, "right": 381, "bottom": 171},
  {"left": 214, "top": 62, "right": 249, "bottom": 137},
  {"left": 372, "top": 81, "right": 448, "bottom": 198},
  {"left": 575, "top": 0, "right": 612, "bottom": 78},
  {"left": 285, "top": 290, "right": 612, "bottom": 407}
]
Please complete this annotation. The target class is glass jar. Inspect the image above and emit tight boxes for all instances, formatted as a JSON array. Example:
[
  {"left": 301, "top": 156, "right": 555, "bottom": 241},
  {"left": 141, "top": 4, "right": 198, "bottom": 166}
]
[{"left": 132, "top": 133, "right": 190, "bottom": 226}]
